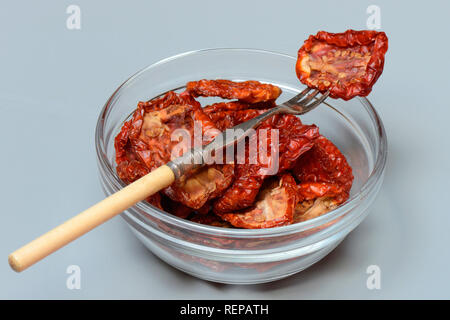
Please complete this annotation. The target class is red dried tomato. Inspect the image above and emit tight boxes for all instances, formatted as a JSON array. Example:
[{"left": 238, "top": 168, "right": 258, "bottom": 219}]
[
  {"left": 114, "top": 91, "right": 233, "bottom": 210},
  {"left": 165, "top": 164, "right": 235, "bottom": 209},
  {"left": 114, "top": 119, "right": 132, "bottom": 166},
  {"left": 195, "top": 201, "right": 212, "bottom": 215},
  {"left": 160, "top": 194, "right": 194, "bottom": 219},
  {"left": 129, "top": 104, "right": 189, "bottom": 169},
  {"left": 296, "top": 182, "right": 344, "bottom": 201},
  {"left": 115, "top": 118, "right": 147, "bottom": 183},
  {"left": 202, "top": 100, "right": 277, "bottom": 131},
  {"left": 128, "top": 95, "right": 220, "bottom": 171},
  {"left": 137, "top": 90, "right": 199, "bottom": 113},
  {"left": 213, "top": 164, "right": 265, "bottom": 213},
  {"left": 293, "top": 197, "right": 339, "bottom": 223},
  {"left": 208, "top": 108, "right": 270, "bottom": 131},
  {"left": 296, "top": 29, "right": 388, "bottom": 100},
  {"left": 213, "top": 114, "right": 319, "bottom": 213},
  {"left": 217, "top": 174, "right": 298, "bottom": 229},
  {"left": 186, "top": 79, "right": 282, "bottom": 103},
  {"left": 262, "top": 114, "right": 319, "bottom": 172},
  {"left": 116, "top": 157, "right": 149, "bottom": 184},
  {"left": 293, "top": 135, "right": 353, "bottom": 204},
  {"left": 145, "top": 193, "right": 163, "bottom": 210}
]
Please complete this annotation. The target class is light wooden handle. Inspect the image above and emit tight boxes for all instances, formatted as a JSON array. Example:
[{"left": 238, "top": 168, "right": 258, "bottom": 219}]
[{"left": 8, "top": 165, "right": 175, "bottom": 272}]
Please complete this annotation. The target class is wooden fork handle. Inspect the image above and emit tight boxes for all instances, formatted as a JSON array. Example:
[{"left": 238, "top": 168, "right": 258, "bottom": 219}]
[{"left": 8, "top": 165, "right": 175, "bottom": 273}]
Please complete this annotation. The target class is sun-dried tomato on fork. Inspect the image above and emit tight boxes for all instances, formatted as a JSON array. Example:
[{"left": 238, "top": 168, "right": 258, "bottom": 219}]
[{"left": 296, "top": 29, "right": 388, "bottom": 100}]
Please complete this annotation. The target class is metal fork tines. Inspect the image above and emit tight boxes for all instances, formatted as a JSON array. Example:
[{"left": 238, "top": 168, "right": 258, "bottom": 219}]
[
  {"left": 282, "top": 88, "right": 330, "bottom": 114},
  {"left": 167, "top": 88, "right": 330, "bottom": 179},
  {"left": 227, "top": 87, "right": 330, "bottom": 136}
]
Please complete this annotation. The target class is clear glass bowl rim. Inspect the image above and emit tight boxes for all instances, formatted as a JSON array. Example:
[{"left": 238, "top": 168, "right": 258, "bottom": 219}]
[{"left": 95, "top": 47, "right": 387, "bottom": 238}]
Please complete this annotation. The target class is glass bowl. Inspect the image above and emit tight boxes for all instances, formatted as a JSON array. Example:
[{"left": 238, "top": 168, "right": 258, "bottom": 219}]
[{"left": 95, "top": 48, "right": 387, "bottom": 284}]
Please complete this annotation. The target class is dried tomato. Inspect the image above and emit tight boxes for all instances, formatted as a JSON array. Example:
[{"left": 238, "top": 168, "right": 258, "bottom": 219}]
[
  {"left": 114, "top": 91, "right": 233, "bottom": 210},
  {"left": 160, "top": 194, "right": 194, "bottom": 219},
  {"left": 195, "top": 201, "right": 212, "bottom": 215},
  {"left": 186, "top": 79, "right": 282, "bottom": 103},
  {"left": 296, "top": 29, "right": 388, "bottom": 100},
  {"left": 164, "top": 164, "right": 235, "bottom": 209},
  {"left": 202, "top": 100, "right": 277, "bottom": 131},
  {"left": 115, "top": 120, "right": 154, "bottom": 186},
  {"left": 128, "top": 95, "right": 219, "bottom": 171},
  {"left": 292, "top": 135, "right": 353, "bottom": 222},
  {"left": 207, "top": 108, "right": 270, "bottom": 131},
  {"left": 262, "top": 114, "right": 319, "bottom": 172},
  {"left": 137, "top": 90, "right": 199, "bottom": 113},
  {"left": 296, "top": 182, "right": 344, "bottom": 202},
  {"left": 217, "top": 174, "right": 298, "bottom": 229},
  {"left": 114, "top": 119, "right": 132, "bottom": 165},
  {"left": 293, "top": 197, "right": 338, "bottom": 223},
  {"left": 116, "top": 157, "right": 149, "bottom": 184},
  {"left": 213, "top": 114, "right": 319, "bottom": 213},
  {"left": 293, "top": 135, "right": 353, "bottom": 203},
  {"left": 145, "top": 193, "right": 163, "bottom": 210},
  {"left": 213, "top": 163, "right": 265, "bottom": 213},
  {"left": 128, "top": 104, "right": 190, "bottom": 169}
]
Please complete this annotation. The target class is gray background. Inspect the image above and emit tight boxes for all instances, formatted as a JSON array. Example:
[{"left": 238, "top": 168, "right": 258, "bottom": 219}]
[{"left": 1, "top": 0, "right": 449, "bottom": 299}]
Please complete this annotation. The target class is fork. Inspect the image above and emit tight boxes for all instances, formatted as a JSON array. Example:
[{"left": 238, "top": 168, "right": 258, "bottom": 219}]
[
  {"left": 8, "top": 87, "right": 328, "bottom": 272},
  {"left": 167, "top": 88, "right": 329, "bottom": 179}
]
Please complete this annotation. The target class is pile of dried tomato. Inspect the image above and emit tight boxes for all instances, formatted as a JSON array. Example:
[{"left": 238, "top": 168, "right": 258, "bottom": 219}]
[
  {"left": 112, "top": 28, "right": 390, "bottom": 229},
  {"left": 114, "top": 79, "right": 354, "bottom": 229}
]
